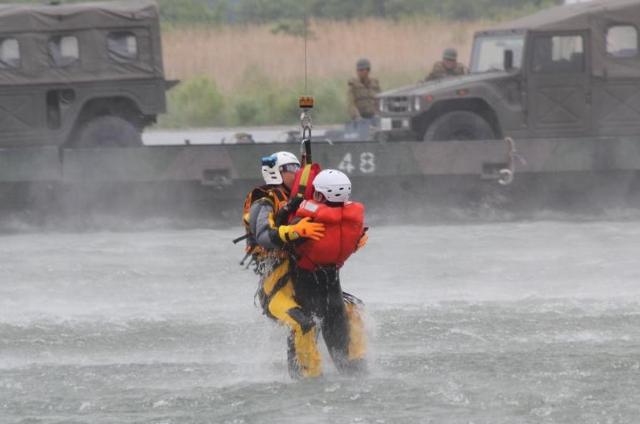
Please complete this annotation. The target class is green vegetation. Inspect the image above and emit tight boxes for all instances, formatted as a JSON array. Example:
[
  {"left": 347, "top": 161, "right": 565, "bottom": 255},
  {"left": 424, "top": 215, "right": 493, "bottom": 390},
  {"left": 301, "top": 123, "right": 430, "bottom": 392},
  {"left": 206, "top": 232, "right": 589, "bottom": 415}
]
[
  {"left": 8, "top": 0, "right": 561, "bottom": 23},
  {"left": 158, "top": 69, "right": 424, "bottom": 128},
  {"left": 159, "top": 75, "right": 351, "bottom": 128},
  {"left": 230, "top": 0, "right": 560, "bottom": 22},
  {"left": 160, "top": 76, "right": 226, "bottom": 127}
]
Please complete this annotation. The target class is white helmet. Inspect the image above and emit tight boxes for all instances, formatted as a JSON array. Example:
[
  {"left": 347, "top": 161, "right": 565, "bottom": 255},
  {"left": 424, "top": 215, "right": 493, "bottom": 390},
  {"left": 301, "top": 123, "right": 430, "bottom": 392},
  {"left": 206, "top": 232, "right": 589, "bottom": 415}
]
[
  {"left": 313, "top": 169, "right": 351, "bottom": 203},
  {"left": 261, "top": 151, "right": 300, "bottom": 185}
]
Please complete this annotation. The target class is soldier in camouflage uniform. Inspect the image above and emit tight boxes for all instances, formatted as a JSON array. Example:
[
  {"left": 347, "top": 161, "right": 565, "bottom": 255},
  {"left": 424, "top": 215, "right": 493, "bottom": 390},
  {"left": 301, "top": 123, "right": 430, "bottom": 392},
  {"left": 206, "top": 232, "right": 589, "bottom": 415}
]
[
  {"left": 425, "top": 48, "right": 467, "bottom": 82},
  {"left": 348, "top": 58, "right": 381, "bottom": 120},
  {"left": 347, "top": 58, "right": 381, "bottom": 139}
]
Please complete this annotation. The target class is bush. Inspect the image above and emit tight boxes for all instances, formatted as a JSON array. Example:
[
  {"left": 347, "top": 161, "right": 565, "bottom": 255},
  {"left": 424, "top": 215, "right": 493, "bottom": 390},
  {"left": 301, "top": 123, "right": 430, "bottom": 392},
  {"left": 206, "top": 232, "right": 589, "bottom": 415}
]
[
  {"left": 312, "top": 79, "right": 347, "bottom": 126},
  {"left": 228, "top": 66, "right": 300, "bottom": 126},
  {"left": 232, "top": 97, "right": 261, "bottom": 126},
  {"left": 160, "top": 75, "right": 350, "bottom": 128},
  {"left": 160, "top": 76, "right": 226, "bottom": 128}
]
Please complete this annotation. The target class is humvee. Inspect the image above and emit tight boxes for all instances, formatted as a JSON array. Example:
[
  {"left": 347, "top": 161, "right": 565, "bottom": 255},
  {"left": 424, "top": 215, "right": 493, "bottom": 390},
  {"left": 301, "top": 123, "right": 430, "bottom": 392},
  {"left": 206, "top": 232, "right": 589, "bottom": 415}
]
[
  {"left": 376, "top": 0, "right": 640, "bottom": 142},
  {"left": 0, "top": 0, "right": 173, "bottom": 148}
]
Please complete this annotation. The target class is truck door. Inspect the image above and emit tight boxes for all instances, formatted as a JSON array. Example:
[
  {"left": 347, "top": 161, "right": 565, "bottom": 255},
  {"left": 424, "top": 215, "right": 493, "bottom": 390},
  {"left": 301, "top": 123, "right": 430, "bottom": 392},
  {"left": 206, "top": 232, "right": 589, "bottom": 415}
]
[
  {"left": 592, "top": 25, "right": 640, "bottom": 136},
  {"left": 0, "top": 36, "right": 42, "bottom": 146},
  {"left": 527, "top": 32, "right": 591, "bottom": 137}
]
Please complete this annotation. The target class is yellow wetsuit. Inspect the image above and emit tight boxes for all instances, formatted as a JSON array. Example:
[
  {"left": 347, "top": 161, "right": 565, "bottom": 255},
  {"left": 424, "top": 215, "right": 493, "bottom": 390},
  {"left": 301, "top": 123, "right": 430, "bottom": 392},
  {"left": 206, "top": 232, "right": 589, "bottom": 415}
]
[{"left": 247, "top": 186, "right": 322, "bottom": 378}]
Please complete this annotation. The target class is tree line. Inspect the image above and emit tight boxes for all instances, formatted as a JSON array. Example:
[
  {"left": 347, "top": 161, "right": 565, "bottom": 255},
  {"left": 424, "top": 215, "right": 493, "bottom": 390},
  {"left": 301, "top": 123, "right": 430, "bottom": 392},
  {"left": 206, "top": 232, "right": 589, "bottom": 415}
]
[
  {"left": 7, "top": 0, "right": 562, "bottom": 24},
  {"left": 215, "top": 0, "right": 560, "bottom": 23}
]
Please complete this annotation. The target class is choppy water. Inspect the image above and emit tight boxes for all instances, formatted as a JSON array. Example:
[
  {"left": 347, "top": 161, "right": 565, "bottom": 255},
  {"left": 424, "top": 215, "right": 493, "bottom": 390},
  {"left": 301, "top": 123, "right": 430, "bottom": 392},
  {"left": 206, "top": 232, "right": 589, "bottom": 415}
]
[{"left": 1, "top": 221, "right": 640, "bottom": 423}]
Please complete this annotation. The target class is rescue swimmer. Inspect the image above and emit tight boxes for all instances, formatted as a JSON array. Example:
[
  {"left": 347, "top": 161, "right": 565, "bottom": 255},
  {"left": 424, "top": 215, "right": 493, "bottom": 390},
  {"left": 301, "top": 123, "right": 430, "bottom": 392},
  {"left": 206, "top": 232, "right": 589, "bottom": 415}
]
[{"left": 244, "top": 152, "right": 367, "bottom": 378}]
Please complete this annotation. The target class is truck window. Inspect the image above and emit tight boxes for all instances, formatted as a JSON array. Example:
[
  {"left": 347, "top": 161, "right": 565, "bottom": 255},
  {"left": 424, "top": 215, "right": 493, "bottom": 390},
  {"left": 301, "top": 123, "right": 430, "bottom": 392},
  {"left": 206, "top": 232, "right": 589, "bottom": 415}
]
[
  {"left": 107, "top": 32, "right": 138, "bottom": 62},
  {"left": 0, "top": 38, "right": 20, "bottom": 69},
  {"left": 470, "top": 34, "right": 525, "bottom": 73},
  {"left": 532, "top": 35, "right": 584, "bottom": 73},
  {"left": 49, "top": 35, "right": 79, "bottom": 67},
  {"left": 607, "top": 25, "right": 638, "bottom": 58}
]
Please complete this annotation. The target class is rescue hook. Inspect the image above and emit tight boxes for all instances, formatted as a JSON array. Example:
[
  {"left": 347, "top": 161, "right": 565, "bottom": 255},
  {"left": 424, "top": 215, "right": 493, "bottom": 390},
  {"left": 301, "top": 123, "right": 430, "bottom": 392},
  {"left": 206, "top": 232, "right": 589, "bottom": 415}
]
[{"left": 299, "top": 96, "right": 314, "bottom": 164}]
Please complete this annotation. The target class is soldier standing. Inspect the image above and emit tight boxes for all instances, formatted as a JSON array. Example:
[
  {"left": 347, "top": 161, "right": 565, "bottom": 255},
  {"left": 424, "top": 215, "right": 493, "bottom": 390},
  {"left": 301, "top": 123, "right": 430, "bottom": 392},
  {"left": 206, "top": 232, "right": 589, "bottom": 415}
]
[
  {"left": 347, "top": 58, "right": 381, "bottom": 139},
  {"left": 425, "top": 48, "right": 467, "bottom": 81}
]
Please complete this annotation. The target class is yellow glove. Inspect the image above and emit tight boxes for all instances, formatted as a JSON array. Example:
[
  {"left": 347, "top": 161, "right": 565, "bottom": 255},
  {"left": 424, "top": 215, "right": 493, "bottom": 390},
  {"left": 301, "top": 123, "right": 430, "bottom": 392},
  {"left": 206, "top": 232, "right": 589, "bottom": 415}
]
[
  {"left": 278, "top": 217, "right": 325, "bottom": 242},
  {"left": 357, "top": 232, "right": 368, "bottom": 250}
]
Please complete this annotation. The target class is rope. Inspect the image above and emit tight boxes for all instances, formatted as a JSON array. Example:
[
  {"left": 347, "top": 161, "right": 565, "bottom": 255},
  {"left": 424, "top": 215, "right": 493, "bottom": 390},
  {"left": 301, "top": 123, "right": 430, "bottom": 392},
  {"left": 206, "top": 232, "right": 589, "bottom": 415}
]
[{"left": 304, "top": 14, "right": 308, "bottom": 94}]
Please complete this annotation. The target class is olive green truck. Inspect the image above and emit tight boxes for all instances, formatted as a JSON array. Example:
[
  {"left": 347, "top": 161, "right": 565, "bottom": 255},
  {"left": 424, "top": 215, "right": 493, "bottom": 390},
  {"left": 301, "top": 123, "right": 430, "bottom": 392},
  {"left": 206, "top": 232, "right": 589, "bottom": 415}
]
[
  {"left": 0, "top": 0, "right": 170, "bottom": 149},
  {"left": 376, "top": 0, "right": 640, "bottom": 143}
]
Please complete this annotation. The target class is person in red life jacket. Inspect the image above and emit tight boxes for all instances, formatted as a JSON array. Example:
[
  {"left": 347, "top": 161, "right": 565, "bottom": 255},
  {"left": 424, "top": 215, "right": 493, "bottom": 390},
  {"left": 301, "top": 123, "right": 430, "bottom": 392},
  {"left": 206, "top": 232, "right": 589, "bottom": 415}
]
[{"left": 289, "top": 169, "right": 369, "bottom": 376}]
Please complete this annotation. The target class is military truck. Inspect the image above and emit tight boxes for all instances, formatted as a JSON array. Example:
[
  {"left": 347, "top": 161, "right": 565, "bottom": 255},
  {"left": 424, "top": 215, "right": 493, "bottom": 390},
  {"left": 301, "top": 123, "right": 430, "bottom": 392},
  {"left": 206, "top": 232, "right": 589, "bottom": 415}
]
[
  {"left": 376, "top": 0, "right": 640, "bottom": 142},
  {"left": 0, "top": 0, "right": 172, "bottom": 148}
]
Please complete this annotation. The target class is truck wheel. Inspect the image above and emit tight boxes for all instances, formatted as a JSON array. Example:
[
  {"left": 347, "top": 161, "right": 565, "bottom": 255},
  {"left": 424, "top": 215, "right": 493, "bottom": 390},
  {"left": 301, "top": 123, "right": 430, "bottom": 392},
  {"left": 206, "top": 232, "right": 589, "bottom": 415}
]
[
  {"left": 423, "top": 111, "right": 496, "bottom": 141},
  {"left": 75, "top": 116, "right": 143, "bottom": 147}
]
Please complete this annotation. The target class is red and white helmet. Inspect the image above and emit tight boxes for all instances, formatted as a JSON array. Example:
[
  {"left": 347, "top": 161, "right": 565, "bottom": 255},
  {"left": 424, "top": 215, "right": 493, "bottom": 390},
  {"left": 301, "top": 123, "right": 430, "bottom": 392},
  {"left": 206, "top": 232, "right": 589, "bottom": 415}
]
[
  {"left": 261, "top": 151, "right": 300, "bottom": 185},
  {"left": 313, "top": 169, "right": 351, "bottom": 202}
]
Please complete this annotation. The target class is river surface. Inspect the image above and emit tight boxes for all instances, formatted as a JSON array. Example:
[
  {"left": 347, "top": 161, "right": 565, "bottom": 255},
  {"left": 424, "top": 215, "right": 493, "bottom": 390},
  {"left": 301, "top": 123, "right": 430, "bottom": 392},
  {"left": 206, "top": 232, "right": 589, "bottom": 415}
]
[{"left": 1, "top": 220, "right": 640, "bottom": 423}]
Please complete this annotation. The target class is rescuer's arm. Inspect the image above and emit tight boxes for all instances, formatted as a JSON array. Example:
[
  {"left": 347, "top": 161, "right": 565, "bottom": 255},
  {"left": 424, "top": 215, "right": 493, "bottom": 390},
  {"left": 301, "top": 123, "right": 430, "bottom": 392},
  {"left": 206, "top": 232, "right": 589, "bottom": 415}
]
[
  {"left": 249, "top": 200, "right": 324, "bottom": 249},
  {"left": 249, "top": 200, "right": 281, "bottom": 249},
  {"left": 278, "top": 217, "right": 324, "bottom": 242}
]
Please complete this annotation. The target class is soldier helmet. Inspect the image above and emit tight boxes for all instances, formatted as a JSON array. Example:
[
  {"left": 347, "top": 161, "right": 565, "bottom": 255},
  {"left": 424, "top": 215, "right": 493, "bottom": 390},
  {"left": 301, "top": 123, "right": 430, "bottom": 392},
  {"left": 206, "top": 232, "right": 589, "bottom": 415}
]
[
  {"left": 356, "top": 58, "right": 371, "bottom": 71},
  {"left": 443, "top": 48, "right": 458, "bottom": 61}
]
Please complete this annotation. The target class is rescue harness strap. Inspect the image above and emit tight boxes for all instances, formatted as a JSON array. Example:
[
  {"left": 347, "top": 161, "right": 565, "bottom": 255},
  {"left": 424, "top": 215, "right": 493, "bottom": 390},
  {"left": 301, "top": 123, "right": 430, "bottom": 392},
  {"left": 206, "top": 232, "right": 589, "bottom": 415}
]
[
  {"left": 296, "top": 164, "right": 312, "bottom": 199},
  {"left": 233, "top": 234, "right": 249, "bottom": 244}
]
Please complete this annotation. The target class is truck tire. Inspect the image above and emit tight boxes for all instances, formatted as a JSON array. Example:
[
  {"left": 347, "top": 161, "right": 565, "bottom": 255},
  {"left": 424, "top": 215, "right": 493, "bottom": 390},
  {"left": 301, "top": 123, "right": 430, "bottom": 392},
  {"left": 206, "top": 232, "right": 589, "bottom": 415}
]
[
  {"left": 423, "top": 111, "right": 496, "bottom": 141},
  {"left": 75, "top": 116, "right": 143, "bottom": 147}
]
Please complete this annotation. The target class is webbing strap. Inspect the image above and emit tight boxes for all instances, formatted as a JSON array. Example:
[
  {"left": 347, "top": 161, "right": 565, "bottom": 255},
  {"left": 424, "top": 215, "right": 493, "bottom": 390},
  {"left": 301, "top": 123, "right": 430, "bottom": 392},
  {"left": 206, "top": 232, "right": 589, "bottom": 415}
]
[
  {"left": 273, "top": 188, "right": 287, "bottom": 203},
  {"left": 297, "top": 164, "right": 312, "bottom": 198}
]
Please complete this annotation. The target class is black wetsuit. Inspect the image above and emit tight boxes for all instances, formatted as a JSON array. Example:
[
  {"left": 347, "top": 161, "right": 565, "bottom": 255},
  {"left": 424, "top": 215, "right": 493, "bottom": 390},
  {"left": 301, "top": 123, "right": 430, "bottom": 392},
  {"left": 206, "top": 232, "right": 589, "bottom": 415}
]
[{"left": 292, "top": 264, "right": 365, "bottom": 375}]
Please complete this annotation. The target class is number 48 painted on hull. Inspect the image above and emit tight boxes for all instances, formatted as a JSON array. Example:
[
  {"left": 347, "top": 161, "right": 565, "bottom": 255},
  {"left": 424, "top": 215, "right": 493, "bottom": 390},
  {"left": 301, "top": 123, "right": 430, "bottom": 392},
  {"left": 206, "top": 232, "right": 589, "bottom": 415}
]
[{"left": 338, "top": 152, "right": 376, "bottom": 174}]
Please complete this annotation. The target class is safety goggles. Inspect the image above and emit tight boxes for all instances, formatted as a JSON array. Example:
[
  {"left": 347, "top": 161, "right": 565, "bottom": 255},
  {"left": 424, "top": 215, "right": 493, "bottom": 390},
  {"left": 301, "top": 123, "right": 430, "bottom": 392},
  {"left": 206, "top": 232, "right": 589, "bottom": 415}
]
[{"left": 280, "top": 163, "right": 300, "bottom": 173}]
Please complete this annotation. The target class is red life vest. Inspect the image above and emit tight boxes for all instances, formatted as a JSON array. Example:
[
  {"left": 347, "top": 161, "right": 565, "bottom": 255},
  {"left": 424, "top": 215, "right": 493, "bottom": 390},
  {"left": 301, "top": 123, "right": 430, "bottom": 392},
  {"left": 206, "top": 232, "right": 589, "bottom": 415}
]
[{"left": 294, "top": 199, "right": 365, "bottom": 270}]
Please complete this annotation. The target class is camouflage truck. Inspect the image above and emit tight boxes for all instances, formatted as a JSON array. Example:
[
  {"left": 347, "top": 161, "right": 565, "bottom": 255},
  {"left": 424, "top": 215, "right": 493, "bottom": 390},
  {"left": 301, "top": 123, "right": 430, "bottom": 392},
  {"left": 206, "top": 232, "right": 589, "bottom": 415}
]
[
  {"left": 376, "top": 0, "right": 640, "bottom": 142},
  {"left": 0, "top": 0, "right": 172, "bottom": 148}
]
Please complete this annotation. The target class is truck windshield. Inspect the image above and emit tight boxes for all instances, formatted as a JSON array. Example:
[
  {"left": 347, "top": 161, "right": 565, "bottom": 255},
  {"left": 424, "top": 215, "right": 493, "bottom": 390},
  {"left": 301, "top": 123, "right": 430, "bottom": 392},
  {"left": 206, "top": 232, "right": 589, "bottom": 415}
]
[{"left": 470, "top": 35, "right": 525, "bottom": 73}]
